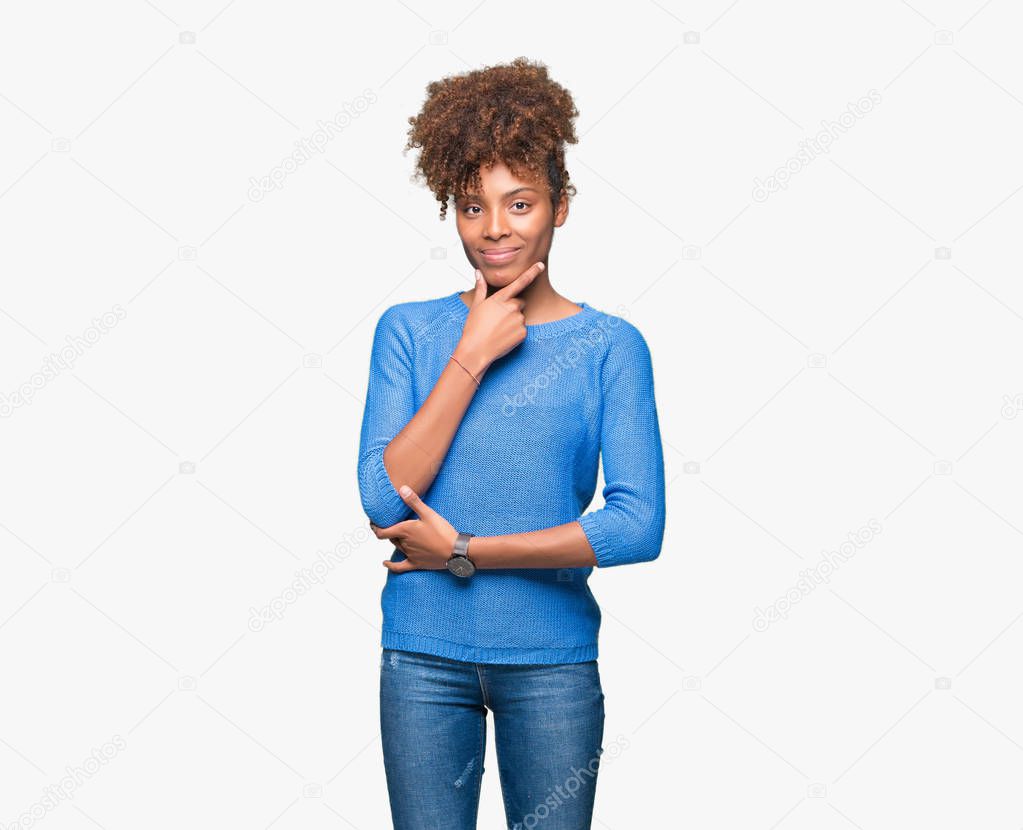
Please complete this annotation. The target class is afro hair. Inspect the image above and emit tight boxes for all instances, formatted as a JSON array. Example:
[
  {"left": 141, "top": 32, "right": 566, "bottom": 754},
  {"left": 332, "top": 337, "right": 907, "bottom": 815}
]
[{"left": 404, "top": 56, "right": 579, "bottom": 220}]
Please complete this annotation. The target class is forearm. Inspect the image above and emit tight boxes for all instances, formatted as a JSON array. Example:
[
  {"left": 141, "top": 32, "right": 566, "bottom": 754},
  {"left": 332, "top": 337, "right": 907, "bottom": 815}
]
[
  {"left": 468, "top": 520, "right": 599, "bottom": 569},
  {"left": 381, "top": 341, "right": 490, "bottom": 497}
]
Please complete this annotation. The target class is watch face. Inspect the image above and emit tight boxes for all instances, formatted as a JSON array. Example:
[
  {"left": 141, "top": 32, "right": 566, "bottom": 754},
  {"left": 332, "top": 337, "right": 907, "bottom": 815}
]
[{"left": 447, "top": 555, "right": 475, "bottom": 578}]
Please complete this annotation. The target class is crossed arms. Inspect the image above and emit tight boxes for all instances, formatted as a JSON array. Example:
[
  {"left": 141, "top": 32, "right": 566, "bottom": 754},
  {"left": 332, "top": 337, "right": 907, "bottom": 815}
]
[{"left": 356, "top": 306, "right": 665, "bottom": 569}]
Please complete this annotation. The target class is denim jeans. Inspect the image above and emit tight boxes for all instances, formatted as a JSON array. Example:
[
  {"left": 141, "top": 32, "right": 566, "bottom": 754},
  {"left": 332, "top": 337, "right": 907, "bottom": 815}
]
[{"left": 380, "top": 648, "right": 606, "bottom": 829}]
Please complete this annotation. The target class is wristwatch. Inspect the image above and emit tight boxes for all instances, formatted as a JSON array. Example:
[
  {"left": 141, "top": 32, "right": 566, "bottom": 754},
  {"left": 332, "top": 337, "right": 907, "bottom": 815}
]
[{"left": 446, "top": 532, "right": 476, "bottom": 578}]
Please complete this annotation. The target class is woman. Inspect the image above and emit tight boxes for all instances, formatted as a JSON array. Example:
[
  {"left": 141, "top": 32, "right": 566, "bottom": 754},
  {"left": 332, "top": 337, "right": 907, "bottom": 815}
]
[{"left": 357, "top": 57, "right": 666, "bottom": 830}]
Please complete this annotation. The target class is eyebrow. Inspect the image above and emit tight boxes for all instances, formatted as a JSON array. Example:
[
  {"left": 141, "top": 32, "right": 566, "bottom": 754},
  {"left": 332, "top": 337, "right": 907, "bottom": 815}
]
[{"left": 459, "top": 187, "right": 539, "bottom": 201}]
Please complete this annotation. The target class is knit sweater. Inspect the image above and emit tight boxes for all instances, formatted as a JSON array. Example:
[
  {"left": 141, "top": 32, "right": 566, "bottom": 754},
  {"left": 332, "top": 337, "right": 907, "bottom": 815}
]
[{"left": 357, "top": 289, "right": 666, "bottom": 664}]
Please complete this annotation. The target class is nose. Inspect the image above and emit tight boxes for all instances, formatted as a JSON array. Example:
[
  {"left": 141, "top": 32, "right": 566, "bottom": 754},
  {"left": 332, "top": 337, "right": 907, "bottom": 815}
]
[{"left": 484, "top": 210, "right": 509, "bottom": 242}]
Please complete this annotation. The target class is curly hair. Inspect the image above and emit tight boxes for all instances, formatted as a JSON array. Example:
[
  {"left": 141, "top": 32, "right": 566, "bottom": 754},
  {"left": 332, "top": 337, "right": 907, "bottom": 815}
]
[{"left": 404, "top": 57, "right": 579, "bottom": 220}]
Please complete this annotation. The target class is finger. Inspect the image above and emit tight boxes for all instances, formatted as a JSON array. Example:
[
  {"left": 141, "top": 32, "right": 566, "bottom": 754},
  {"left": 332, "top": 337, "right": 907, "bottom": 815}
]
[
  {"left": 494, "top": 261, "right": 544, "bottom": 300},
  {"left": 398, "top": 485, "right": 435, "bottom": 519},
  {"left": 383, "top": 559, "right": 415, "bottom": 573},
  {"left": 472, "top": 269, "right": 488, "bottom": 305},
  {"left": 374, "top": 519, "right": 411, "bottom": 539}
]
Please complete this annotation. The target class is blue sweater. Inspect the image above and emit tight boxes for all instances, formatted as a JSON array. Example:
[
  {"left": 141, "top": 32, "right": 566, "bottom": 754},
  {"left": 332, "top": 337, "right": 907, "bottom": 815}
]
[{"left": 357, "top": 289, "right": 666, "bottom": 664}]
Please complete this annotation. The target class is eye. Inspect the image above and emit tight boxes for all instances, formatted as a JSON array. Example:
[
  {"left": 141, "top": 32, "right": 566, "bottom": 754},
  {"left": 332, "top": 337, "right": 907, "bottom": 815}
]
[
  {"left": 462, "top": 205, "right": 481, "bottom": 215},
  {"left": 511, "top": 201, "right": 530, "bottom": 211}
]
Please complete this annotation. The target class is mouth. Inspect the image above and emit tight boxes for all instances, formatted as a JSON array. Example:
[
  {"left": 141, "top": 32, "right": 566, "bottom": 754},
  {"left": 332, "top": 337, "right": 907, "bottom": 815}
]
[{"left": 479, "top": 247, "right": 521, "bottom": 264}]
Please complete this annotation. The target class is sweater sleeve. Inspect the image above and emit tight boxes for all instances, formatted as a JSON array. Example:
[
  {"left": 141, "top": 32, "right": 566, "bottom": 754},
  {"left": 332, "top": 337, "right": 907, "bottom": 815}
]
[
  {"left": 576, "top": 321, "right": 666, "bottom": 567},
  {"left": 357, "top": 306, "right": 417, "bottom": 528}
]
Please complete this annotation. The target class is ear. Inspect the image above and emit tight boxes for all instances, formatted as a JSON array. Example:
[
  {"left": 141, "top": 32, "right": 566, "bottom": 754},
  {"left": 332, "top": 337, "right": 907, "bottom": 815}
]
[{"left": 552, "top": 188, "right": 569, "bottom": 228}]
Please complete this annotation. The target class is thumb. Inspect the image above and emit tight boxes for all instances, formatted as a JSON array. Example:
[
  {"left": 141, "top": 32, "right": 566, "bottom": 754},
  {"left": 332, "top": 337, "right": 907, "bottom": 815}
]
[
  {"left": 383, "top": 559, "right": 415, "bottom": 573},
  {"left": 398, "top": 484, "right": 433, "bottom": 519},
  {"left": 472, "top": 270, "right": 488, "bottom": 305}
]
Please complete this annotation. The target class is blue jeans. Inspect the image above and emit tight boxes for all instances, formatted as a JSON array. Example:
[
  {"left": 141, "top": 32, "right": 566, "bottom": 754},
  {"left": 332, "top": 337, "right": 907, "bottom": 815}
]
[{"left": 380, "top": 648, "right": 606, "bottom": 829}]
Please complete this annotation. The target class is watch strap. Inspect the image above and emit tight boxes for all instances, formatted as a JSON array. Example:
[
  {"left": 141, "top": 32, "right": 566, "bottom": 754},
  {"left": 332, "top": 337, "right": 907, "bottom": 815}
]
[{"left": 453, "top": 531, "right": 474, "bottom": 558}]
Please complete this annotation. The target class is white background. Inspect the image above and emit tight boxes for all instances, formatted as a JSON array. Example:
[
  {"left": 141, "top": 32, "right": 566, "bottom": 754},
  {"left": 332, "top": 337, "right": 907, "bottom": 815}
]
[{"left": 2, "top": 1, "right": 1022, "bottom": 828}]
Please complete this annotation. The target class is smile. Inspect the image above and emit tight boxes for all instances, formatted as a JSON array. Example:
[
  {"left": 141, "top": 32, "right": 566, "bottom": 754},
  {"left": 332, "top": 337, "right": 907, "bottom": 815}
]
[{"left": 479, "top": 247, "right": 521, "bottom": 264}]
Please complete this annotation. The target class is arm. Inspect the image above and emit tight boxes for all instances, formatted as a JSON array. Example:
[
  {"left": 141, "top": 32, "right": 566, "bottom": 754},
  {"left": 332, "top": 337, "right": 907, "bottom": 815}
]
[
  {"left": 470, "top": 321, "right": 665, "bottom": 569},
  {"left": 467, "top": 520, "right": 598, "bottom": 568},
  {"left": 359, "top": 265, "right": 546, "bottom": 528},
  {"left": 356, "top": 305, "right": 489, "bottom": 528}
]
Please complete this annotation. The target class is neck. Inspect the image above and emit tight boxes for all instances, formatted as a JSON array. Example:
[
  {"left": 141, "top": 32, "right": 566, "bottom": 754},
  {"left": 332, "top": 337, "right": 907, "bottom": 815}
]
[{"left": 461, "top": 270, "right": 580, "bottom": 325}]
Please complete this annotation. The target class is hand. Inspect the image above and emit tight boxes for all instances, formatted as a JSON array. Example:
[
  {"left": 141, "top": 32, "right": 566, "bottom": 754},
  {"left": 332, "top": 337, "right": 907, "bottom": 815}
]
[
  {"left": 370, "top": 485, "right": 458, "bottom": 574},
  {"left": 454, "top": 262, "right": 546, "bottom": 371}
]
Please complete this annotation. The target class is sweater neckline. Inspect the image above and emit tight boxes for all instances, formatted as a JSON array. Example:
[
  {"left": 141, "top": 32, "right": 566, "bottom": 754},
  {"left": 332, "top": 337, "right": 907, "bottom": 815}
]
[{"left": 443, "top": 290, "right": 599, "bottom": 341}]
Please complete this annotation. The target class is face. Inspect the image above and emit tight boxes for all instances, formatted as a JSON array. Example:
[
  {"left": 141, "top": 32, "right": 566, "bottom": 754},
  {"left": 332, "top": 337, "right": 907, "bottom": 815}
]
[{"left": 454, "top": 160, "right": 568, "bottom": 285}]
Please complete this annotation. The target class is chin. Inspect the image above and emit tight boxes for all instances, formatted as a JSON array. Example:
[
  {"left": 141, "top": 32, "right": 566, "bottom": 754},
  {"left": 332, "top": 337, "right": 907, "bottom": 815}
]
[{"left": 481, "top": 264, "right": 521, "bottom": 281}]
